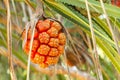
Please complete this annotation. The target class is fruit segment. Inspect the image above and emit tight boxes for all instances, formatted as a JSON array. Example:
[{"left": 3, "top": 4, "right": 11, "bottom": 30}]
[
  {"left": 49, "top": 48, "right": 59, "bottom": 56},
  {"left": 37, "top": 45, "right": 50, "bottom": 55},
  {"left": 48, "top": 38, "right": 59, "bottom": 47},
  {"left": 36, "top": 19, "right": 50, "bottom": 32},
  {"left": 47, "top": 27, "right": 58, "bottom": 37},
  {"left": 32, "top": 53, "right": 45, "bottom": 64},
  {"left": 23, "top": 19, "right": 66, "bottom": 68},
  {"left": 39, "top": 32, "right": 50, "bottom": 44},
  {"left": 51, "top": 21, "right": 62, "bottom": 31},
  {"left": 58, "top": 33, "right": 66, "bottom": 45}
]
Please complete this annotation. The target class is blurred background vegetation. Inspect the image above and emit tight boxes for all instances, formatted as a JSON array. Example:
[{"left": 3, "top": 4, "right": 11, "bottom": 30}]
[{"left": 0, "top": 0, "right": 120, "bottom": 80}]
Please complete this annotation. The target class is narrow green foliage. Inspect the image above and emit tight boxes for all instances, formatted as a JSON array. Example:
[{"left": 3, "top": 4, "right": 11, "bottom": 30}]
[
  {"left": 44, "top": 0, "right": 115, "bottom": 47},
  {"left": 56, "top": 0, "right": 120, "bottom": 18},
  {"left": 97, "top": 39, "right": 120, "bottom": 73}
]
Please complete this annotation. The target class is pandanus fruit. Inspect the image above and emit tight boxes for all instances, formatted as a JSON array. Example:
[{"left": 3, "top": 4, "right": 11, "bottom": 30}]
[{"left": 22, "top": 19, "right": 66, "bottom": 68}]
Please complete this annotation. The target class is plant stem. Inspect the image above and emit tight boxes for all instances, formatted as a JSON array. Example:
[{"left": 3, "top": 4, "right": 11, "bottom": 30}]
[
  {"left": 5, "top": 0, "right": 17, "bottom": 80},
  {"left": 85, "top": 0, "right": 103, "bottom": 80}
]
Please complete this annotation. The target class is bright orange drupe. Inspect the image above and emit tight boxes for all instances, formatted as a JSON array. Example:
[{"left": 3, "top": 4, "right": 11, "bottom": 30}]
[{"left": 23, "top": 19, "right": 66, "bottom": 68}]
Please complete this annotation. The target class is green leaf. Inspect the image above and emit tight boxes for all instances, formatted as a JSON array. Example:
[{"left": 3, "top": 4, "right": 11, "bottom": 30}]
[
  {"left": 97, "top": 39, "right": 120, "bottom": 73},
  {"left": 93, "top": 17, "right": 112, "bottom": 38},
  {"left": 56, "top": 0, "right": 120, "bottom": 18},
  {"left": 44, "top": 0, "right": 115, "bottom": 47},
  {"left": 57, "top": 74, "right": 66, "bottom": 80}
]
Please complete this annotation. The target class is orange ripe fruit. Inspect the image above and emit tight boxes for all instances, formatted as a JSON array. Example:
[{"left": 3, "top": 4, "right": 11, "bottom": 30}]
[
  {"left": 111, "top": 0, "right": 120, "bottom": 7},
  {"left": 45, "top": 56, "right": 59, "bottom": 65},
  {"left": 49, "top": 48, "right": 59, "bottom": 56},
  {"left": 57, "top": 45, "right": 65, "bottom": 55},
  {"left": 22, "top": 28, "right": 39, "bottom": 40},
  {"left": 58, "top": 33, "right": 66, "bottom": 45},
  {"left": 24, "top": 40, "right": 39, "bottom": 58},
  {"left": 32, "top": 53, "right": 45, "bottom": 64},
  {"left": 23, "top": 19, "right": 66, "bottom": 68},
  {"left": 47, "top": 27, "right": 58, "bottom": 37},
  {"left": 48, "top": 38, "right": 59, "bottom": 47},
  {"left": 37, "top": 45, "right": 50, "bottom": 55},
  {"left": 36, "top": 19, "right": 50, "bottom": 32},
  {"left": 39, "top": 32, "right": 50, "bottom": 44},
  {"left": 51, "top": 21, "right": 62, "bottom": 31}
]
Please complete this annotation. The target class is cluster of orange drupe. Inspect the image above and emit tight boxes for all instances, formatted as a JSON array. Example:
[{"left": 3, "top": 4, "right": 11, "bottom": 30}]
[{"left": 23, "top": 19, "right": 66, "bottom": 68}]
